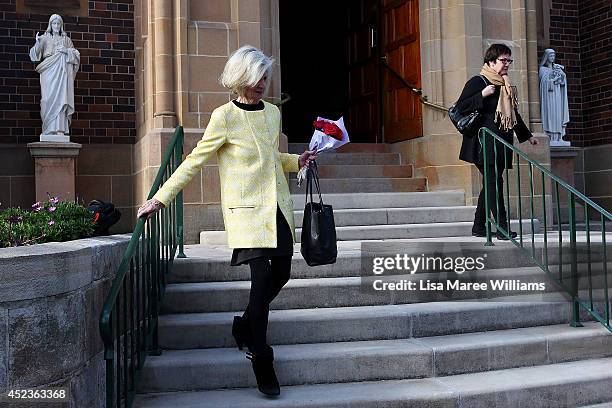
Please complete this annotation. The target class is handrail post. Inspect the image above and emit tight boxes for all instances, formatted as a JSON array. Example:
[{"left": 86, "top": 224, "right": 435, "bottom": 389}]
[
  {"left": 480, "top": 129, "right": 494, "bottom": 246},
  {"left": 105, "top": 324, "right": 114, "bottom": 407},
  {"left": 176, "top": 127, "right": 186, "bottom": 258},
  {"left": 516, "top": 152, "right": 523, "bottom": 247},
  {"left": 568, "top": 193, "right": 583, "bottom": 327},
  {"left": 149, "top": 214, "right": 162, "bottom": 355}
]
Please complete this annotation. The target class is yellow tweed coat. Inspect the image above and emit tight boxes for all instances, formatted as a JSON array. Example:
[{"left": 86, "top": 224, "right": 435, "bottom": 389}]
[{"left": 153, "top": 100, "right": 300, "bottom": 248}]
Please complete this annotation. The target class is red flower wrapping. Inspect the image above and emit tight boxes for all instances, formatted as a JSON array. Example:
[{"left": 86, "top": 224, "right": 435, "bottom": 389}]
[
  {"left": 313, "top": 120, "right": 343, "bottom": 141},
  {"left": 313, "top": 120, "right": 327, "bottom": 129},
  {"left": 322, "top": 123, "right": 343, "bottom": 140}
]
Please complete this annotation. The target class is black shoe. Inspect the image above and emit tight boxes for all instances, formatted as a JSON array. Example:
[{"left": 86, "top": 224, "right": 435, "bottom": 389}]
[
  {"left": 232, "top": 316, "right": 252, "bottom": 351},
  {"left": 472, "top": 229, "right": 487, "bottom": 237},
  {"left": 496, "top": 230, "right": 517, "bottom": 240},
  {"left": 246, "top": 347, "right": 280, "bottom": 396}
]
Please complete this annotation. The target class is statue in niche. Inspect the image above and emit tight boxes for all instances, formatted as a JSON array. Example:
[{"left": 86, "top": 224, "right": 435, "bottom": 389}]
[
  {"left": 29, "top": 14, "right": 80, "bottom": 142},
  {"left": 539, "top": 48, "right": 570, "bottom": 146}
]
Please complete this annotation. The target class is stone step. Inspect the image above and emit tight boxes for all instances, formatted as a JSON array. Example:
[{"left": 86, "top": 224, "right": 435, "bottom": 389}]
[
  {"left": 138, "top": 323, "right": 612, "bottom": 392},
  {"left": 289, "top": 190, "right": 466, "bottom": 210},
  {"left": 290, "top": 164, "right": 413, "bottom": 179},
  {"left": 288, "top": 142, "right": 391, "bottom": 154},
  {"left": 293, "top": 206, "right": 475, "bottom": 228},
  {"left": 133, "top": 357, "right": 612, "bottom": 407},
  {"left": 169, "top": 243, "right": 532, "bottom": 284},
  {"left": 306, "top": 152, "right": 401, "bottom": 165},
  {"left": 158, "top": 300, "right": 570, "bottom": 349},
  {"left": 200, "top": 219, "right": 540, "bottom": 245},
  {"left": 177, "top": 235, "right": 607, "bottom": 284},
  {"left": 161, "top": 266, "right": 559, "bottom": 313},
  {"left": 170, "top": 239, "right": 579, "bottom": 283},
  {"left": 289, "top": 177, "right": 427, "bottom": 194},
  {"left": 300, "top": 219, "right": 539, "bottom": 242}
]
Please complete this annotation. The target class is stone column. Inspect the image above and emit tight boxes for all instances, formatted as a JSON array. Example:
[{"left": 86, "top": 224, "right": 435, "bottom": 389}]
[
  {"left": 232, "top": 0, "right": 261, "bottom": 47},
  {"left": 28, "top": 142, "right": 82, "bottom": 203},
  {"left": 153, "top": 0, "right": 176, "bottom": 129},
  {"left": 526, "top": 0, "right": 543, "bottom": 132},
  {"left": 390, "top": 0, "right": 484, "bottom": 203}
]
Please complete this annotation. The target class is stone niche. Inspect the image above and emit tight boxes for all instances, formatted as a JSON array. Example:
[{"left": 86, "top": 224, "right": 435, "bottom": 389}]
[
  {"left": 16, "top": 0, "right": 88, "bottom": 17},
  {"left": 0, "top": 235, "right": 130, "bottom": 408}
]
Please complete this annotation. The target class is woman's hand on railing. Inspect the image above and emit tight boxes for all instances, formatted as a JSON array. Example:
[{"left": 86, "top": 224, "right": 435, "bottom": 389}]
[{"left": 137, "top": 198, "right": 165, "bottom": 220}]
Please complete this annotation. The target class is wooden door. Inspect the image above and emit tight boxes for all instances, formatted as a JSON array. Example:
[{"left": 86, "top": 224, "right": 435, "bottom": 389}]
[
  {"left": 381, "top": 0, "right": 422, "bottom": 142},
  {"left": 346, "top": 0, "right": 381, "bottom": 143}
]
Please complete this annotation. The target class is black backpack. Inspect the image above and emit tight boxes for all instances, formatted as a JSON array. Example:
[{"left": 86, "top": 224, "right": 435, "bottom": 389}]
[{"left": 87, "top": 200, "right": 121, "bottom": 235}]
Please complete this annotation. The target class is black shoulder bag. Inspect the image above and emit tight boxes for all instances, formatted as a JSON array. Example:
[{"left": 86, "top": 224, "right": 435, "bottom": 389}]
[
  {"left": 300, "top": 161, "right": 337, "bottom": 266},
  {"left": 448, "top": 75, "right": 488, "bottom": 135}
]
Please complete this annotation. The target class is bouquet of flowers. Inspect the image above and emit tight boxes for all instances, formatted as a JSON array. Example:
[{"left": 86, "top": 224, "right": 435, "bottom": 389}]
[
  {"left": 297, "top": 116, "right": 350, "bottom": 186},
  {"left": 309, "top": 116, "right": 349, "bottom": 153}
]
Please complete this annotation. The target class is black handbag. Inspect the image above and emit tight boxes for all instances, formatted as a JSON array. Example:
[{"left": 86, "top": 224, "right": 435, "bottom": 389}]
[
  {"left": 448, "top": 75, "right": 487, "bottom": 135},
  {"left": 300, "top": 161, "right": 337, "bottom": 266},
  {"left": 86, "top": 199, "right": 121, "bottom": 236}
]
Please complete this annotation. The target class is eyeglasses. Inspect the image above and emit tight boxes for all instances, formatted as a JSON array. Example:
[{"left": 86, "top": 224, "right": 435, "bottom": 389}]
[{"left": 497, "top": 58, "right": 514, "bottom": 65}]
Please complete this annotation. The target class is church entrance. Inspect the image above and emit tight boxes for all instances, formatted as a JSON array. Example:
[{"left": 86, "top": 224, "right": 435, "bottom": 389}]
[{"left": 279, "top": 0, "right": 422, "bottom": 143}]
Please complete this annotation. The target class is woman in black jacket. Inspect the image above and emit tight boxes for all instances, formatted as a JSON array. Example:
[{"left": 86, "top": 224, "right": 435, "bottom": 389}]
[{"left": 456, "top": 43, "right": 538, "bottom": 239}]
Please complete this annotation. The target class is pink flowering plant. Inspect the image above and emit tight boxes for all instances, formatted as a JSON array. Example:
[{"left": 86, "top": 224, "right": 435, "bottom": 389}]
[{"left": 0, "top": 194, "right": 95, "bottom": 248}]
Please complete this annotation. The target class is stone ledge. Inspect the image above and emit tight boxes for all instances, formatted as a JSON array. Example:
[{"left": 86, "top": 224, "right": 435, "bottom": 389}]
[
  {"left": 0, "top": 235, "right": 131, "bottom": 303},
  {"left": 0, "top": 234, "right": 131, "bottom": 406}
]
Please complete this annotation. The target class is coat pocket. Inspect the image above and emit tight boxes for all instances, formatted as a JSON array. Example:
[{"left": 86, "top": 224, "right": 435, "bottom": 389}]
[{"left": 227, "top": 204, "right": 256, "bottom": 213}]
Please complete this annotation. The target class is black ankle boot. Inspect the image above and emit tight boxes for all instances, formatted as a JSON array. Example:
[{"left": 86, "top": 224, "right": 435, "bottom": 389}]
[
  {"left": 246, "top": 347, "right": 280, "bottom": 396},
  {"left": 232, "top": 316, "right": 252, "bottom": 351},
  {"left": 496, "top": 229, "right": 517, "bottom": 240}
]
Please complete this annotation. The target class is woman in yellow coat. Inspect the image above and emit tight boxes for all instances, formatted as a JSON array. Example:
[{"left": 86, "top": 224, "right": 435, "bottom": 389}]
[{"left": 137, "top": 45, "right": 316, "bottom": 397}]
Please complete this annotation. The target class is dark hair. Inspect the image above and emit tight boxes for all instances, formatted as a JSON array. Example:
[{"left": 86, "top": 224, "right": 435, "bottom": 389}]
[{"left": 483, "top": 43, "right": 512, "bottom": 64}]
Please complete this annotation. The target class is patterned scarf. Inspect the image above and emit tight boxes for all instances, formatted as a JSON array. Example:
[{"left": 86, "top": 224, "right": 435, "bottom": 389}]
[{"left": 480, "top": 64, "right": 518, "bottom": 131}]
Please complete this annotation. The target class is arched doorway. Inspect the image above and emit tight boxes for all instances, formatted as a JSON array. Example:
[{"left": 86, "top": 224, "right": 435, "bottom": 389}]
[{"left": 279, "top": 0, "right": 422, "bottom": 144}]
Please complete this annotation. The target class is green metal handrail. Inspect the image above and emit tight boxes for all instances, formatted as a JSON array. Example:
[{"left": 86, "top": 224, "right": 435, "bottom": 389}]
[
  {"left": 99, "top": 125, "right": 185, "bottom": 408},
  {"left": 479, "top": 127, "right": 611, "bottom": 332}
]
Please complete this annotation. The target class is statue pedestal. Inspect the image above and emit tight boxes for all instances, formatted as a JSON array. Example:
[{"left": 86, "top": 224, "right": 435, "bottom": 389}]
[
  {"left": 27, "top": 142, "right": 82, "bottom": 203},
  {"left": 550, "top": 139, "right": 571, "bottom": 147},
  {"left": 550, "top": 146, "right": 582, "bottom": 224},
  {"left": 40, "top": 134, "right": 71, "bottom": 143}
]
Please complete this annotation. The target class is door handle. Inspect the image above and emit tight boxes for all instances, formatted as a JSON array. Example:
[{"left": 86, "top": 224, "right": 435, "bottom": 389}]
[{"left": 370, "top": 26, "right": 376, "bottom": 49}]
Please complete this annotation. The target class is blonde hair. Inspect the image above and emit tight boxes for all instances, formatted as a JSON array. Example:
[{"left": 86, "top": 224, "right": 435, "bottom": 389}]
[{"left": 219, "top": 45, "right": 274, "bottom": 96}]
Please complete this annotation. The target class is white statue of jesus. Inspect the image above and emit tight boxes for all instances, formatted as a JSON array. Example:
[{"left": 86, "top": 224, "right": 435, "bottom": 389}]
[
  {"left": 539, "top": 49, "right": 570, "bottom": 147},
  {"left": 29, "top": 14, "right": 80, "bottom": 142}
]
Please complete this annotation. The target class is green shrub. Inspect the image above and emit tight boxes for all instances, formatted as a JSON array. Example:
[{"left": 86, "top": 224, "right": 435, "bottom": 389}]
[{"left": 0, "top": 196, "right": 96, "bottom": 248}]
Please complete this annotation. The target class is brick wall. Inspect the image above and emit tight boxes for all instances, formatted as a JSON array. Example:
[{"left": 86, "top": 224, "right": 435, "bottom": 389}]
[
  {"left": 0, "top": 0, "right": 135, "bottom": 144},
  {"left": 547, "top": 0, "right": 583, "bottom": 144},
  {"left": 547, "top": 0, "right": 612, "bottom": 147},
  {"left": 578, "top": 0, "right": 612, "bottom": 147}
]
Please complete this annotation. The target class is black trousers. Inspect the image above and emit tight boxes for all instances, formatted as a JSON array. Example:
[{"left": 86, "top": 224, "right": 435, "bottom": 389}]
[
  {"left": 241, "top": 256, "right": 292, "bottom": 354},
  {"left": 474, "top": 164, "right": 508, "bottom": 231}
]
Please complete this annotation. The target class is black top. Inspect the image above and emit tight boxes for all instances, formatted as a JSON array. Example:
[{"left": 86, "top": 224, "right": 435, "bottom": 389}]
[
  {"left": 456, "top": 75, "right": 532, "bottom": 169},
  {"left": 229, "top": 98, "right": 294, "bottom": 266},
  {"left": 232, "top": 99, "right": 265, "bottom": 111}
]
